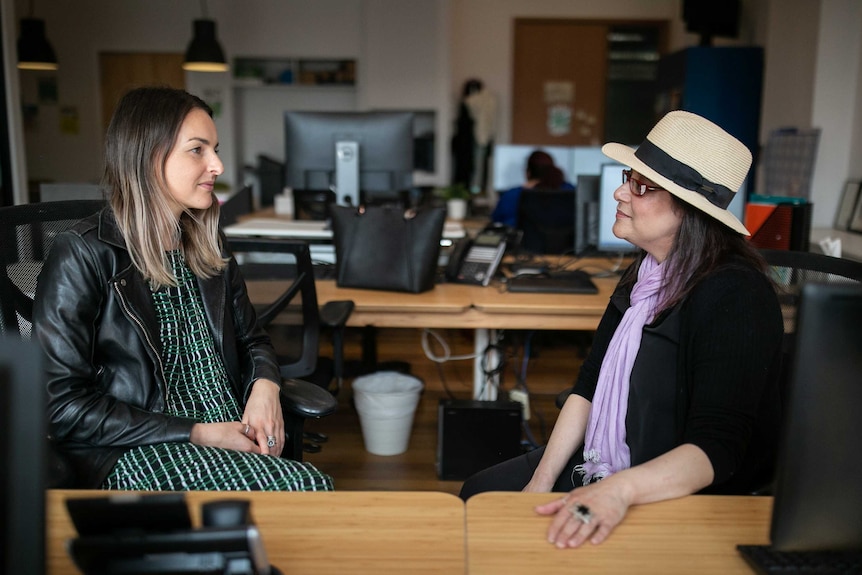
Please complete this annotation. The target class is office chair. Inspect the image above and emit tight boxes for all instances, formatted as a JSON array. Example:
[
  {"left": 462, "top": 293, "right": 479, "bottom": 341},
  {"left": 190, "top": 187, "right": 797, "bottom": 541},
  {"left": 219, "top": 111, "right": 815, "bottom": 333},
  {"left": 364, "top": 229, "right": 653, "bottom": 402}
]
[
  {"left": 225, "top": 236, "right": 355, "bottom": 455},
  {"left": 0, "top": 202, "right": 338, "bottom": 482},
  {"left": 0, "top": 200, "right": 106, "bottom": 488},
  {"left": 0, "top": 200, "right": 107, "bottom": 339},
  {"left": 218, "top": 184, "right": 254, "bottom": 228},
  {"left": 760, "top": 249, "right": 862, "bottom": 404},
  {"left": 516, "top": 188, "right": 576, "bottom": 254}
]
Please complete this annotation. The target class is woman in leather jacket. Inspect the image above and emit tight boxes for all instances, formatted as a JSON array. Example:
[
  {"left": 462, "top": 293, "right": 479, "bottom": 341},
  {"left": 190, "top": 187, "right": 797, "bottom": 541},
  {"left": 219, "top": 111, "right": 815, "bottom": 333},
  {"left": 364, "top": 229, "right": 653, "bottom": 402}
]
[
  {"left": 33, "top": 86, "right": 333, "bottom": 491},
  {"left": 459, "top": 111, "right": 783, "bottom": 548}
]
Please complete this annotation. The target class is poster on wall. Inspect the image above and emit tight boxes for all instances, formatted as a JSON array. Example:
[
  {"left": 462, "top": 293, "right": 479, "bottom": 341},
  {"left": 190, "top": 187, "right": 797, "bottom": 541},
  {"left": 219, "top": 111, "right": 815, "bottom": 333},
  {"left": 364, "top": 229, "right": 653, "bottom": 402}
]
[
  {"left": 544, "top": 81, "right": 573, "bottom": 137},
  {"left": 60, "top": 107, "right": 79, "bottom": 135}
]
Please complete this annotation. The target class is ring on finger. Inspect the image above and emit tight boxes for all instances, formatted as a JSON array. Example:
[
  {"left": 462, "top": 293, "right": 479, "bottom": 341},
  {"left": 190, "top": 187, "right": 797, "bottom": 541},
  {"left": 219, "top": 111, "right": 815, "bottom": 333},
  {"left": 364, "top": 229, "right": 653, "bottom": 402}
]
[
  {"left": 243, "top": 423, "right": 250, "bottom": 436},
  {"left": 569, "top": 503, "right": 592, "bottom": 525},
  {"left": 266, "top": 435, "right": 277, "bottom": 448}
]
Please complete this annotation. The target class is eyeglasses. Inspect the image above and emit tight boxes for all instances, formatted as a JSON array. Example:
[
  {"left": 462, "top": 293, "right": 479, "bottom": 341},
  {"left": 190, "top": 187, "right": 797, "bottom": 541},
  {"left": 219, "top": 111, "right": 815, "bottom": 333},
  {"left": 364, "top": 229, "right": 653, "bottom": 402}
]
[{"left": 622, "top": 169, "right": 664, "bottom": 196}]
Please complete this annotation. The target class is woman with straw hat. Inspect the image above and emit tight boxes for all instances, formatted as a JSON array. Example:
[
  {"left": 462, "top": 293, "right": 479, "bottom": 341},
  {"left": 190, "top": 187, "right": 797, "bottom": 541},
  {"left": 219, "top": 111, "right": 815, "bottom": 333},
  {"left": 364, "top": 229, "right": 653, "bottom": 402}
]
[{"left": 459, "top": 111, "right": 783, "bottom": 547}]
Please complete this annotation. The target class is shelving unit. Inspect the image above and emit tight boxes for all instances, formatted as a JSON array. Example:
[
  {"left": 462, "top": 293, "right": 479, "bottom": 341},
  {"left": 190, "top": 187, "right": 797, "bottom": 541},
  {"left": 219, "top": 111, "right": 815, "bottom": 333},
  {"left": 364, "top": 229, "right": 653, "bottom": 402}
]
[{"left": 233, "top": 57, "right": 356, "bottom": 87}]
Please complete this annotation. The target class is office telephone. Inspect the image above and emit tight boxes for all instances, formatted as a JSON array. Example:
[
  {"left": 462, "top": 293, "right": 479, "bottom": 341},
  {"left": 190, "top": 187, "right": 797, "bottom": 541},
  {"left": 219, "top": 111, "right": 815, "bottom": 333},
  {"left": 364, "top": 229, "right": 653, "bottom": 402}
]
[
  {"left": 445, "top": 225, "right": 510, "bottom": 286},
  {"left": 66, "top": 494, "right": 282, "bottom": 575}
]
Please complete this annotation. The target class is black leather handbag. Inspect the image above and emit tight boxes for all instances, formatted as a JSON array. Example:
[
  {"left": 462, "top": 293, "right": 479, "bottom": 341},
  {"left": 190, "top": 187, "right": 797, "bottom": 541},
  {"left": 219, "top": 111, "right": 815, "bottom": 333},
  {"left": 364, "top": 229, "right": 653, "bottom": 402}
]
[{"left": 330, "top": 204, "right": 446, "bottom": 293}]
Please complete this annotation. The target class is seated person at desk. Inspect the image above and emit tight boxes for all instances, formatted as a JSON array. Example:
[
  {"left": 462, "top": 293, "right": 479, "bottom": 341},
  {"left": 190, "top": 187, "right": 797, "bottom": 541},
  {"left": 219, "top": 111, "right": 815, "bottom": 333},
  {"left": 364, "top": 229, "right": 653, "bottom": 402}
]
[
  {"left": 34, "top": 86, "right": 333, "bottom": 492},
  {"left": 491, "top": 150, "right": 574, "bottom": 228},
  {"left": 460, "top": 111, "right": 783, "bottom": 548}
]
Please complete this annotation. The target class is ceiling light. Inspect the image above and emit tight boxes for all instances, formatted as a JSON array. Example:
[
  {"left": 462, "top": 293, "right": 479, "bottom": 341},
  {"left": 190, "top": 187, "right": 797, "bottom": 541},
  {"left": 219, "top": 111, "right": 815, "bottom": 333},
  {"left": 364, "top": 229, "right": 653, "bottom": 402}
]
[
  {"left": 183, "top": 19, "right": 229, "bottom": 72},
  {"left": 17, "top": 17, "right": 58, "bottom": 71}
]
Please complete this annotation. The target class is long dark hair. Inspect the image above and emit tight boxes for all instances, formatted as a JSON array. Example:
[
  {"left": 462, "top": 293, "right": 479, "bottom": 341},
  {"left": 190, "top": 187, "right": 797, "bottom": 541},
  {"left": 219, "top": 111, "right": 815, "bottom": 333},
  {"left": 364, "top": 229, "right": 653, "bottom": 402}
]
[{"left": 621, "top": 196, "right": 771, "bottom": 313}]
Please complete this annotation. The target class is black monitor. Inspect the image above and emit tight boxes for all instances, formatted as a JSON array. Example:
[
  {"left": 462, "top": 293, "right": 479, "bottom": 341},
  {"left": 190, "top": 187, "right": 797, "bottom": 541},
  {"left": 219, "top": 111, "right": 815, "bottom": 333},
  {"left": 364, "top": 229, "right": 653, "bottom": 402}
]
[
  {"left": 597, "top": 162, "right": 638, "bottom": 254},
  {"left": 1, "top": 337, "right": 46, "bottom": 575},
  {"left": 517, "top": 188, "right": 576, "bottom": 255},
  {"left": 284, "top": 111, "right": 414, "bottom": 207}
]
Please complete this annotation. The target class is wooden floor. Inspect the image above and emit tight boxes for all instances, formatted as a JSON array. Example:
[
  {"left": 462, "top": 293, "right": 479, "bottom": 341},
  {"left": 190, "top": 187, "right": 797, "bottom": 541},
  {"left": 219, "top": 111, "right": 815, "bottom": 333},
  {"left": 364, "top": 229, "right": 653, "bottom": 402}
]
[{"left": 301, "top": 327, "right": 590, "bottom": 495}]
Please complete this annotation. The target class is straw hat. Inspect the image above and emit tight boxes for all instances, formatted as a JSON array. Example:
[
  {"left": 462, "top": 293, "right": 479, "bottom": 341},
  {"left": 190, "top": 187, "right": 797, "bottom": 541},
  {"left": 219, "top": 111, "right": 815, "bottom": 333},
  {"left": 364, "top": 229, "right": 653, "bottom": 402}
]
[{"left": 602, "top": 110, "right": 752, "bottom": 235}]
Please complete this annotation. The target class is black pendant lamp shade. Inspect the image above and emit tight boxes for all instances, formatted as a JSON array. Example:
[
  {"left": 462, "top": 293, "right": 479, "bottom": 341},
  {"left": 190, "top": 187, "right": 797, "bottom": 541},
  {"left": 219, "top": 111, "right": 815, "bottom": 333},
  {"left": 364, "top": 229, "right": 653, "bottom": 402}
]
[
  {"left": 183, "top": 19, "right": 229, "bottom": 72},
  {"left": 17, "top": 17, "right": 58, "bottom": 71}
]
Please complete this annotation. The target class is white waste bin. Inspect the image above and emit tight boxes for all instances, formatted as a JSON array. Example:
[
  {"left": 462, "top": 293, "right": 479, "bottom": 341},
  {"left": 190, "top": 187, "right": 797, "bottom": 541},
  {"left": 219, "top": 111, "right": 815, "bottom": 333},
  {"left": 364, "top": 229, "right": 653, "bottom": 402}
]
[{"left": 352, "top": 371, "right": 424, "bottom": 456}]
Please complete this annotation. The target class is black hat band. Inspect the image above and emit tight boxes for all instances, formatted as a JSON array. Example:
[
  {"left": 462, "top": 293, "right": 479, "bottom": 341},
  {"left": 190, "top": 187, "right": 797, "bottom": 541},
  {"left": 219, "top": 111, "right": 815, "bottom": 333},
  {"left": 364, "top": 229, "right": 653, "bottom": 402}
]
[{"left": 634, "top": 140, "right": 735, "bottom": 209}]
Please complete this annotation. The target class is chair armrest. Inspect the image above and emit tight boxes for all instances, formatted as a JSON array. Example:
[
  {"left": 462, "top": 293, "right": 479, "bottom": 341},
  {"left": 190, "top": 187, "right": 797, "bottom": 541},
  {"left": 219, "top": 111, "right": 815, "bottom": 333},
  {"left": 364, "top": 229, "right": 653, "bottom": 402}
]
[
  {"left": 280, "top": 378, "right": 338, "bottom": 419},
  {"left": 319, "top": 300, "right": 355, "bottom": 328}
]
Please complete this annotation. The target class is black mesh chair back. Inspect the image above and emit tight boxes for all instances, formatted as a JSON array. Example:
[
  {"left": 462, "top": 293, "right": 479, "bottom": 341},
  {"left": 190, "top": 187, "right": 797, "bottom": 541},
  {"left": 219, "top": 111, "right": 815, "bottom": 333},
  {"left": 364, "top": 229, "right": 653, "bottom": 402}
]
[
  {"left": 226, "top": 236, "right": 353, "bottom": 458},
  {"left": 761, "top": 249, "right": 862, "bottom": 334},
  {"left": 0, "top": 200, "right": 106, "bottom": 339},
  {"left": 516, "top": 188, "right": 576, "bottom": 254},
  {"left": 226, "top": 237, "right": 321, "bottom": 380},
  {"left": 760, "top": 249, "right": 862, "bottom": 425}
]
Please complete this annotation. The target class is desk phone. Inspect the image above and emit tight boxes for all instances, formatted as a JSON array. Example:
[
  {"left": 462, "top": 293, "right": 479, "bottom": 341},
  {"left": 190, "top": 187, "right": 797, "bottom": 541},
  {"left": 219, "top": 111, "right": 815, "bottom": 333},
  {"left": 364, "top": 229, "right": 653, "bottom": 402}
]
[{"left": 446, "top": 229, "right": 507, "bottom": 286}]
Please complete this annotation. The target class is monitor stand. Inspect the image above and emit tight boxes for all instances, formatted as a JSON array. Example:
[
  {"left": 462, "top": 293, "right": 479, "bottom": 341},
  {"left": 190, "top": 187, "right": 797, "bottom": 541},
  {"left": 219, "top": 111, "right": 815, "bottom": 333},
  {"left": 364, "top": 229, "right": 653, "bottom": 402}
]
[{"left": 335, "top": 141, "right": 360, "bottom": 206}]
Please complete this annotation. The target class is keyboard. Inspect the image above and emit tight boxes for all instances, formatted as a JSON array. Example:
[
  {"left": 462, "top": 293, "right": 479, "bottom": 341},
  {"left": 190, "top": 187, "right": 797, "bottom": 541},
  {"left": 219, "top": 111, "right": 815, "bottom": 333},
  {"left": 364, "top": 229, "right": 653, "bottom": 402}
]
[
  {"left": 507, "top": 270, "right": 598, "bottom": 294},
  {"left": 737, "top": 545, "right": 862, "bottom": 574}
]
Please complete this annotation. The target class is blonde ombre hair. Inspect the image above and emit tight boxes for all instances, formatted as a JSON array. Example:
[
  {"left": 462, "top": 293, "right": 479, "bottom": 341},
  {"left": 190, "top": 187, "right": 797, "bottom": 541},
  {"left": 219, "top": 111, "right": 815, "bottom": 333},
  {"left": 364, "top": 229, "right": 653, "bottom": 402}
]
[{"left": 102, "top": 86, "right": 227, "bottom": 287}]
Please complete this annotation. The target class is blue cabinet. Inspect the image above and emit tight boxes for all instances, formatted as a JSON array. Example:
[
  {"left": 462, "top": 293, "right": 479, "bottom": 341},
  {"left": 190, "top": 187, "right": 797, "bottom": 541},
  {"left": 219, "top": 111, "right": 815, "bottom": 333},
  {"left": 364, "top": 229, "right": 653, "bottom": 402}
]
[{"left": 657, "top": 46, "right": 764, "bottom": 196}]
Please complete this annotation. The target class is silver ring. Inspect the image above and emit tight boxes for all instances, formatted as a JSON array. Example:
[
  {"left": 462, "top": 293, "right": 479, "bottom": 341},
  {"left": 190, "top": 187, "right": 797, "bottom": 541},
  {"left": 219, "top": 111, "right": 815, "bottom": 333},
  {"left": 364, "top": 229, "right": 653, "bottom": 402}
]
[
  {"left": 266, "top": 435, "right": 277, "bottom": 448},
  {"left": 570, "top": 503, "right": 592, "bottom": 525},
  {"left": 243, "top": 424, "right": 250, "bottom": 436}
]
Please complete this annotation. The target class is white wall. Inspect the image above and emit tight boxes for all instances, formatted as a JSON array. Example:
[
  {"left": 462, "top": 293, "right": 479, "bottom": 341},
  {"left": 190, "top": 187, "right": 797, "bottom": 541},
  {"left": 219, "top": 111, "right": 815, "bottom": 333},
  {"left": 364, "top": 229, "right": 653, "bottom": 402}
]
[
  {"left": 7, "top": 0, "right": 861, "bottom": 226},
  {"left": 810, "top": 0, "right": 862, "bottom": 227}
]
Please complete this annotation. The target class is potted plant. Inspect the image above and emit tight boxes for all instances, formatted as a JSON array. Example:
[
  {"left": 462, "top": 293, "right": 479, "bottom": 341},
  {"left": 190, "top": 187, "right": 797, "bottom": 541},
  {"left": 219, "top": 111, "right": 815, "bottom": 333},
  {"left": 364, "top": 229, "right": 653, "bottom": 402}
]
[{"left": 436, "top": 184, "right": 471, "bottom": 220}]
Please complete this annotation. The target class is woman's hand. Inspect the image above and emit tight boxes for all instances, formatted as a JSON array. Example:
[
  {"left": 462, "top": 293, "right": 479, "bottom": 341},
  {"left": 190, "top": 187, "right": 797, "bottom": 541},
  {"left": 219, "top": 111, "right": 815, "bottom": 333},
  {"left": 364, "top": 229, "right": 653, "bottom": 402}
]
[
  {"left": 534, "top": 445, "right": 714, "bottom": 548},
  {"left": 535, "top": 478, "right": 632, "bottom": 548},
  {"left": 190, "top": 421, "right": 261, "bottom": 452},
  {"left": 241, "top": 378, "right": 285, "bottom": 457}
]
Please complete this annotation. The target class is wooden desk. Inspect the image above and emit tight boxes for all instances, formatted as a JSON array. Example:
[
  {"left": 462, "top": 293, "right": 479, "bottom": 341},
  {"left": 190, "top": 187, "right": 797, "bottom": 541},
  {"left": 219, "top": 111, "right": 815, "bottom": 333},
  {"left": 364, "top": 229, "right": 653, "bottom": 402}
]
[
  {"left": 466, "top": 493, "right": 772, "bottom": 574},
  {"left": 246, "top": 260, "right": 621, "bottom": 398},
  {"left": 47, "top": 490, "right": 465, "bottom": 575},
  {"left": 247, "top": 264, "right": 619, "bottom": 332}
]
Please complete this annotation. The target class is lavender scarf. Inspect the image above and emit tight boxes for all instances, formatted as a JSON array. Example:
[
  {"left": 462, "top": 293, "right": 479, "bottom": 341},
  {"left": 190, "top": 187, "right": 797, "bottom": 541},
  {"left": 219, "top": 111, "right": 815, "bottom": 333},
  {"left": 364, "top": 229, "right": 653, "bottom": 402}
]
[{"left": 576, "top": 254, "right": 664, "bottom": 484}]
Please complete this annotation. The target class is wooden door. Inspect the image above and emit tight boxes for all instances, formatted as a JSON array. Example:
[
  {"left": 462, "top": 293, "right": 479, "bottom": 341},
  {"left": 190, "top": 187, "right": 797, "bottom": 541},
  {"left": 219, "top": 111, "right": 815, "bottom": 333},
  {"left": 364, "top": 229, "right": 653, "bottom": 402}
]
[
  {"left": 512, "top": 20, "right": 608, "bottom": 146},
  {"left": 99, "top": 53, "right": 185, "bottom": 136}
]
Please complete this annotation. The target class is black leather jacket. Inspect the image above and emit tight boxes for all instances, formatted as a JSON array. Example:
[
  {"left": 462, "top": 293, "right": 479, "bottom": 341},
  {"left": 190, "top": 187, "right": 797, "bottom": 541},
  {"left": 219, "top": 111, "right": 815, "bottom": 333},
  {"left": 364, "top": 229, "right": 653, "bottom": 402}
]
[{"left": 33, "top": 209, "right": 280, "bottom": 488}]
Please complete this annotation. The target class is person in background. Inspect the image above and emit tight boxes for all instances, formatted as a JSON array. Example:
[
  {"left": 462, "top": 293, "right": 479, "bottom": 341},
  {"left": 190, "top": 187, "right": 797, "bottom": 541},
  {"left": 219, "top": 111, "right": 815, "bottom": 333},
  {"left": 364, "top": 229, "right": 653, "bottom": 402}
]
[
  {"left": 34, "top": 86, "right": 334, "bottom": 492},
  {"left": 460, "top": 110, "right": 783, "bottom": 548},
  {"left": 491, "top": 150, "right": 575, "bottom": 228}
]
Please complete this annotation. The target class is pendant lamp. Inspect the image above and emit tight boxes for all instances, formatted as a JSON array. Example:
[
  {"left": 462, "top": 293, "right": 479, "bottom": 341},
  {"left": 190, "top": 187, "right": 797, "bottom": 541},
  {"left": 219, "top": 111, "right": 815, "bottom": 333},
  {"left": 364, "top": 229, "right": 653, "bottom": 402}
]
[
  {"left": 183, "top": 2, "right": 229, "bottom": 73},
  {"left": 17, "top": 17, "right": 58, "bottom": 71}
]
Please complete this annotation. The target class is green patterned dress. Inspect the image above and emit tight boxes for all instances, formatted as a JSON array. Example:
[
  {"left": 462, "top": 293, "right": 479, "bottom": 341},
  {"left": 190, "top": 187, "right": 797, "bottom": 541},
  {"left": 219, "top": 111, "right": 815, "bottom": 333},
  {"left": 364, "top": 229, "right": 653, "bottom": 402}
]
[{"left": 103, "top": 251, "right": 333, "bottom": 491}]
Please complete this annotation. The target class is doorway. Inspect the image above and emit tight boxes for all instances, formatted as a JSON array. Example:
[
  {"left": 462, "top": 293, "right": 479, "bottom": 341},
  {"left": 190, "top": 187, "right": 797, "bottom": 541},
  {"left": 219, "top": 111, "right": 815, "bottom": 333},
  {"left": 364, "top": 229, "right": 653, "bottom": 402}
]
[{"left": 99, "top": 53, "right": 185, "bottom": 136}]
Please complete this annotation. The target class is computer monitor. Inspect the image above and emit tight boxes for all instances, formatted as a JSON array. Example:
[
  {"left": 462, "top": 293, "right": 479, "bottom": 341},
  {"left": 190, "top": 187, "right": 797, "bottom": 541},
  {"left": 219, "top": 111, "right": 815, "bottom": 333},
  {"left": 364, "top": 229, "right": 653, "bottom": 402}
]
[
  {"left": 597, "top": 162, "right": 638, "bottom": 254},
  {"left": 284, "top": 111, "right": 414, "bottom": 207},
  {"left": 517, "top": 188, "right": 575, "bottom": 254},
  {"left": 491, "top": 145, "right": 573, "bottom": 191},
  {"left": 574, "top": 174, "right": 600, "bottom": 255},
  {"left": 1, "top": 337, "right": 46, "bottom": 575}
]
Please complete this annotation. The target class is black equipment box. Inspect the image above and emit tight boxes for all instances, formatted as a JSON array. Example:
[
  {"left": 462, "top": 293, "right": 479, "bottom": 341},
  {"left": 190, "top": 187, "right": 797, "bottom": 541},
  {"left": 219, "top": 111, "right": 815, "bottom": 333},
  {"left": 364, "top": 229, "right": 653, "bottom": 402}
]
[{"left": 436, "top": 399, "right": 523, "bottom": 481}]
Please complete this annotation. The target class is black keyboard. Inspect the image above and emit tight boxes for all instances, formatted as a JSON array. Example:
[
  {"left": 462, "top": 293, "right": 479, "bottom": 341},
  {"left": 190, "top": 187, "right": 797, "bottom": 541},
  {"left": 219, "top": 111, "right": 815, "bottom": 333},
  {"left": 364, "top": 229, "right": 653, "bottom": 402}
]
[
  {"left": 737, "top": 545, "right": 862, "bottom": 574},
  {"left": 507, "top": 270, "right": 598, "bottom": 294}
]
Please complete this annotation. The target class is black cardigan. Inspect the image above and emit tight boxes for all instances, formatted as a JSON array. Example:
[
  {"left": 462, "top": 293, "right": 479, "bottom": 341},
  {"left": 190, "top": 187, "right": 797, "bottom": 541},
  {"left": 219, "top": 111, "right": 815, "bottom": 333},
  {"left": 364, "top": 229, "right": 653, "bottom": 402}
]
[{"left": 571, "top": 258, "right": 784, "bottom": 494}]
